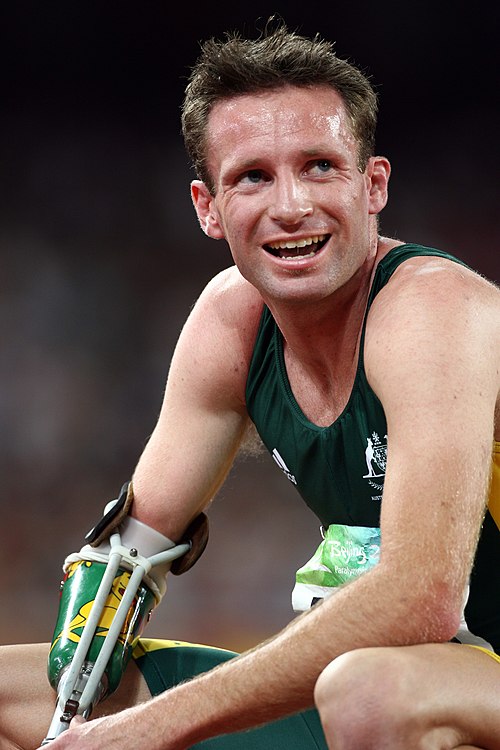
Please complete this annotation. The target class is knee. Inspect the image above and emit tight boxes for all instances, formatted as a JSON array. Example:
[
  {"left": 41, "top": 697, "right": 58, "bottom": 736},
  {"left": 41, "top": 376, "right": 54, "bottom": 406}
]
[
  {"left": 0, "top": 642, "right": 55, "bottom": 749},
  {"left": 314, "top": 647, "right": 420, "bottom": 746}
]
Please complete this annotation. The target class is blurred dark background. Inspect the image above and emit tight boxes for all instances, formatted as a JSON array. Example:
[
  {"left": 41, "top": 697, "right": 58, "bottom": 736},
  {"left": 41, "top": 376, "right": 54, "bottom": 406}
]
[{"left": 1, "top": 2, "right": 498, "bottom": 649}]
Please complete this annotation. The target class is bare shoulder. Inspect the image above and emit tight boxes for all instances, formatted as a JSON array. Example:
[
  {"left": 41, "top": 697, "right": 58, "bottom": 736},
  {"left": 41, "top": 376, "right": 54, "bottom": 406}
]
[
  {"left": 169, "top": 266, "right": 264, "bottom": 412},
  {"left": 199, "top": 265, "right": 264, "bottom": 323},
  {"left": 186, "top": 265, "right": 264, "bottom": 358},
  {"left": 367, "top": 254, "right": 499, "bottom": 348},
  {"left": 364, "top": 254, "right": 500, "bottom": 425}
]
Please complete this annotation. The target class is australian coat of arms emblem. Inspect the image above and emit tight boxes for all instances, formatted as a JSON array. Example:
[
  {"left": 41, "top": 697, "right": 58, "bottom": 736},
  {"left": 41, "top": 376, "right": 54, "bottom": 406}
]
[{"left": 363, "top": 432, "right": 387, "bottom": 497}]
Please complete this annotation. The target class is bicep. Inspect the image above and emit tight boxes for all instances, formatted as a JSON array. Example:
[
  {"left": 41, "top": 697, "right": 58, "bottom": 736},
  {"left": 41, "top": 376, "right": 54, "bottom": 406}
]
[
  {"left": 131, "top": 273, "right": 261, "bottom": 539},
  {"left": 132, "top": 400, "right": 249, "bottom": 540}
]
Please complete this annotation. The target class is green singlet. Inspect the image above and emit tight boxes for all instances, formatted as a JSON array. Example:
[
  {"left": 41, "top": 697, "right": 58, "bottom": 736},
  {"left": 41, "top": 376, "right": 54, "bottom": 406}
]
[
  {"left": 132, "top": 244, "right": 499, "bottom": 747},
  {"left": 246, "top": 243, "right": 500, "bottom": 651}
]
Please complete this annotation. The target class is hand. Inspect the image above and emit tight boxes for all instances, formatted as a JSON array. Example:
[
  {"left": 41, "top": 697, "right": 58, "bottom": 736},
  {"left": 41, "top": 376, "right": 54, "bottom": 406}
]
[
  {"left": 36, "top": 714, "right": 89, "bottom": 749},
  {"left": 36, "top": 713, "right": 119, "bottom": 750},
  {"left": 35, "top": 703, "right": 180, "bottom": 750}
]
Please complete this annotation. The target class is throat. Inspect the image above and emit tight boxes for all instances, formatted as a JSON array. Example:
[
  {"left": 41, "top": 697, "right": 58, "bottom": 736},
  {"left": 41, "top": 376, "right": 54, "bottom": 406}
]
[
  {"left": 283, "top": 347, "right": 357, "bottom": 427},
  {"left": 290, "top": 381, "right": 353, "bottom": 427}
]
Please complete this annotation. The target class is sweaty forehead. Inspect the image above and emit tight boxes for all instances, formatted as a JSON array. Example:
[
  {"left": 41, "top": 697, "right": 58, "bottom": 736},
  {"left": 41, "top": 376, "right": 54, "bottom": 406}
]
[{"left": 206, "top": 85, "right": 353, "bottom": 151}]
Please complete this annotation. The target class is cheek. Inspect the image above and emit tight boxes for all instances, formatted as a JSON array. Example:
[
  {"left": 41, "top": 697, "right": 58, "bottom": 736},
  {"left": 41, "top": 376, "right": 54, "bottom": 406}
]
[
  {"left": 217, "top": 217, "right": 250, "bottom": 262},
  {"left": 220, "top": 198, "right": 262, "bottom": 243},
  {"left": 215, "top": 194, "right": 242, "bottom": 232},
  {"left": 330, "top": 191, "right": 365, "bottom": 227},
  {"left": 346, "top": 185, "right": 372, "bottom": 220}
]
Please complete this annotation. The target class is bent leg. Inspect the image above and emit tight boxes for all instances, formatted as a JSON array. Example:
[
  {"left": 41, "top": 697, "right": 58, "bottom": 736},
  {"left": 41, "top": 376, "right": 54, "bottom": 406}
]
[
  {"left": 1, "top": 639, "right": 328, "bottom": 750},
  {"left": 0, "top": 643, "right": 150, "bottom": 750},
  {"left": 133, "top": 638, "right": 328, "bottom": 749},
  {"left": 314, "top": 643, "right": 500, "bottom": 750}
]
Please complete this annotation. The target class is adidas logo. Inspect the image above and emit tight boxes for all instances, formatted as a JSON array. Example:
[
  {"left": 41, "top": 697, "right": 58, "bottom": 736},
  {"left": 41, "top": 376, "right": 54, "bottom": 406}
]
[{"left": 272, "top": 449, "right": 297, "bottom": 485}]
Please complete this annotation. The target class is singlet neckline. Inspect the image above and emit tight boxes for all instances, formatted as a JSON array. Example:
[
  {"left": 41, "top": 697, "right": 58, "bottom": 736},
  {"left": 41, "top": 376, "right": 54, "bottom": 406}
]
[
  {"left": 270, "top": 242, "right": 472, "bottom": 433},
  {"left": 274, "top": 317, "right": 369, "bottom": 433},
  {"left": 272, "top": 248, "right": 394, "bottom": 433}
]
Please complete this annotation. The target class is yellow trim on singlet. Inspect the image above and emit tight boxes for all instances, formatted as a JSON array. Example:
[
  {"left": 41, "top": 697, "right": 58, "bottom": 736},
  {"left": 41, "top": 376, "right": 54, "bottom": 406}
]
[
  {"left": 466, "top": 644, "right": 500, "bottom": 664},
  {"left": 489, "top": 441, "right": 500, "bottom": 530},
  {"left": 132, "top": 637, "right": 234, "bottom": 658}
]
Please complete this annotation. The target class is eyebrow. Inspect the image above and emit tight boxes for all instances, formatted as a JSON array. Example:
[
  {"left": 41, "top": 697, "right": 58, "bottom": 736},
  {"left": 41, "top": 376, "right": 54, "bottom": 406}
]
[
  {"left": 230, "top": 158, "right": 261, "bottom": 172},
  {"left": 301, "top": 146, "right": 337, "bottom": 157},
  {"left": 228, "top": 147, "right": 333, "bottom": 170}
]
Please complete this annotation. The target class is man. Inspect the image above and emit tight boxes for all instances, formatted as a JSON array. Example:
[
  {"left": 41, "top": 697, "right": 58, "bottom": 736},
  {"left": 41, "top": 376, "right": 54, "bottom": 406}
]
[{"left": 1, "top": 22, "right": 499, "bottom": 750}]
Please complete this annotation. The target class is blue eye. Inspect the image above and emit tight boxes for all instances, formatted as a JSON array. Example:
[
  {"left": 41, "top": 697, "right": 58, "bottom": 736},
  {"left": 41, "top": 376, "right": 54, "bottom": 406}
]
[
  {"left": 245, "top": 169, "right": 263, "bottom": 183},
  {"left": 316, "top": 160, "right": 332, "bottom": 172}
]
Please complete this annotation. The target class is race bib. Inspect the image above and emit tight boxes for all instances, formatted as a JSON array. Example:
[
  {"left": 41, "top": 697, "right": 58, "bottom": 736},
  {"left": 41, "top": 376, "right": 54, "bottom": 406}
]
[{"left": 292, "top": 524, "right": 381, "bottom": 611}]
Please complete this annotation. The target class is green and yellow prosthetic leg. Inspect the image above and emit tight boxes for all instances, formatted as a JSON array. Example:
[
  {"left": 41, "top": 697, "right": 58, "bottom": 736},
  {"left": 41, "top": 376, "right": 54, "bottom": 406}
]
[{"left": 42, "top": 482, "right": 208, "bottom": 744}]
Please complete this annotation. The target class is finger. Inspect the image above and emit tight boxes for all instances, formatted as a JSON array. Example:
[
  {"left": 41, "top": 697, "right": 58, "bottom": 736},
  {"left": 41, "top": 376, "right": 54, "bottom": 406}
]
[{"left": 70, "top": 715, "right": 87, "bottom": 729}]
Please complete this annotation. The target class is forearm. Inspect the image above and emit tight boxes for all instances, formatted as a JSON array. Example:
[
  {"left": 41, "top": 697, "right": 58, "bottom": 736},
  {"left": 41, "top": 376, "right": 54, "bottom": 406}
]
[
  {"left": 129, "top": 565, "right": 458, "bottom": 748},
  {"left": 42, "top": 560, "right": 462, "bottom": 750}
]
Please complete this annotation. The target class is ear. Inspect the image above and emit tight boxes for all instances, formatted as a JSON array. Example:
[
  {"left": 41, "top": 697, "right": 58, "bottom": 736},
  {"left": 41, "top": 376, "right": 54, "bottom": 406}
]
[
  {"left": 191, "top": 180, "right": 225, "bottom": 239},
  {"left": 366, "top": 156, "right": 391, "bottom": 215}
]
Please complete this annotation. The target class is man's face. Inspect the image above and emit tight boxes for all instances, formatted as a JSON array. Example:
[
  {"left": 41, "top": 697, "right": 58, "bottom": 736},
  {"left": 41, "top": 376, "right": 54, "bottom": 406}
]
[{"left": 194, "top": 85, "right": 389, "bottom": 305}]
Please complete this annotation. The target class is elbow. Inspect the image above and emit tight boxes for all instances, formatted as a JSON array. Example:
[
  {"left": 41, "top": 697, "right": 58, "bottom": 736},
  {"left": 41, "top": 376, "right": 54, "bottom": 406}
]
[
  {"left": 427, "top": 606, "right": 462, "bottom": 644},
  {"left": 376, "top": 552, "right": 466, "bottom": 644},
  {"left": 408, "top": 582, "right": 464, "bottom": 644}
]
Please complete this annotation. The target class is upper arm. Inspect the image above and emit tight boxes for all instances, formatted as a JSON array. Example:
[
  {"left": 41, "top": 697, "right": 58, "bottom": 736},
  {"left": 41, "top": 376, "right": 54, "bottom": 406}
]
[
  {"left": 365, "top": 259, "right": 500, "bottom": 620},
  {"left": 132, "top": 267, "right": 264, "bottom": 539}
]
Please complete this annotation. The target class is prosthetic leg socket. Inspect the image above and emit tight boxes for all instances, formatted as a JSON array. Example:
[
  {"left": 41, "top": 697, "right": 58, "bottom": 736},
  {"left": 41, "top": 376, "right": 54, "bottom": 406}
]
[{"left": 42, "top": 510, "right": 190, "bottom": 744}]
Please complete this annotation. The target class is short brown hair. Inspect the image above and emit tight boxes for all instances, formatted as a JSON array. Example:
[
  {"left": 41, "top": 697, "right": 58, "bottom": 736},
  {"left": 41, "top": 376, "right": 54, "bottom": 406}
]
[{"left": 181, "top": 22, "right": 378, "bottom": 193}]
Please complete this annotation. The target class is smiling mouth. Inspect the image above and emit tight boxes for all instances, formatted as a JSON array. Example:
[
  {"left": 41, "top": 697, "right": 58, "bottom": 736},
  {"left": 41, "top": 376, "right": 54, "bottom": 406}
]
[{"left": 263, "top": 234, "right": 329, "bottom": 259}]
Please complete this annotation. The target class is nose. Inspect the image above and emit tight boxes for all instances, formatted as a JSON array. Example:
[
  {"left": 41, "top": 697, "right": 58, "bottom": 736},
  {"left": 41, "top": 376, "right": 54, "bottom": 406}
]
[{"left": 267, "top": 176, "right": 313, "bottom": 226}]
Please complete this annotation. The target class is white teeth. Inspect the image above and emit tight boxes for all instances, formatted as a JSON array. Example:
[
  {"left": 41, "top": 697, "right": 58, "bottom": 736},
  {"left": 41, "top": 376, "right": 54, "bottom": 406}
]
[
  {"left": 282, "top": 251, "right": 316, "bottom": 260},
  {"left": 268, "top": 234, "right": 326, "bottom": 250}
]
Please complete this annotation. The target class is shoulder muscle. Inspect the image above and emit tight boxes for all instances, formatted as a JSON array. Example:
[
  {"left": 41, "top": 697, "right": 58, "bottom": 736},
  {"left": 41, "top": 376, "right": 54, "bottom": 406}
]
[
  {"left": 169, "top": 266, "right": 264, "bottom": 413},
  {"left": 365, "top": 257, "right": 500, "bottom": 446}
]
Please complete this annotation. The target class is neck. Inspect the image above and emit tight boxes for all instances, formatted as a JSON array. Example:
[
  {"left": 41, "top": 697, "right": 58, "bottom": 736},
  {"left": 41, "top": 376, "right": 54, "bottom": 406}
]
[
  {"left": 266, "top": 244, "right": 382, "bottom": 379},
  {"left": 261, "top": 236, "right": 400, "bottom": 425}
]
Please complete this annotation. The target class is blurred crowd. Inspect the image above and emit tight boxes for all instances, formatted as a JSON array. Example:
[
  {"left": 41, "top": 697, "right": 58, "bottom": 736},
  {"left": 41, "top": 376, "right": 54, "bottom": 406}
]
[
  {"left": 1, "top": 4, "right": 498, "bottom": 652},
  {"left": 0, "top": 118, "right": 324, "bottom": 650}
]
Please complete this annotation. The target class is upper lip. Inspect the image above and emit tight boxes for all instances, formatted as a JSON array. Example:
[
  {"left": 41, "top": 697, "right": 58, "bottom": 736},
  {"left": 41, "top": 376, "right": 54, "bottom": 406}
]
[{"left": 264, "top": 234, "right": 328, "bottom": 250}]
